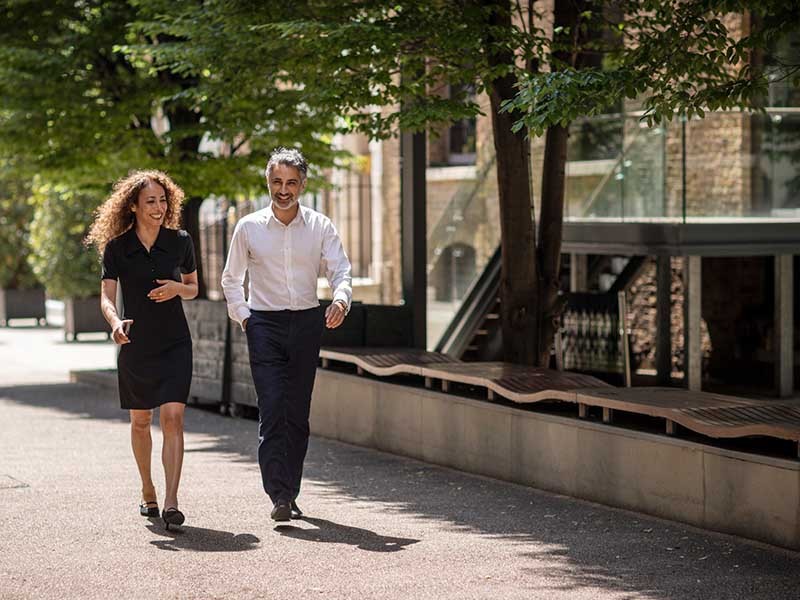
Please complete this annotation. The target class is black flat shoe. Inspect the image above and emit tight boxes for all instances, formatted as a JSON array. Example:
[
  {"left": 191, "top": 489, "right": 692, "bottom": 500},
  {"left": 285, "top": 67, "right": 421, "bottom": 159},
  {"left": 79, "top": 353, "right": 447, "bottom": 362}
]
[
  {"left": 290, "top": 500, "right": 303, "bottom": 520},
  {"left": 162, "top": 507, "right": 185, "bottom": 530},
  {"left": 271, "top": 499, "right": 291, "bottom": 522},
  {"left": 139, "top": 501, "right": 159, "bottom": 518}
]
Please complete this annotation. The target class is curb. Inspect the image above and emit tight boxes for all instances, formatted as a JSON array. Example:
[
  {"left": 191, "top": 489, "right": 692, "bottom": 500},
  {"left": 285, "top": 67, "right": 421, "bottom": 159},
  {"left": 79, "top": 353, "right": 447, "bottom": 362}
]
[{"left": 70, "top": 369, "right": 117, "bottom": 391}]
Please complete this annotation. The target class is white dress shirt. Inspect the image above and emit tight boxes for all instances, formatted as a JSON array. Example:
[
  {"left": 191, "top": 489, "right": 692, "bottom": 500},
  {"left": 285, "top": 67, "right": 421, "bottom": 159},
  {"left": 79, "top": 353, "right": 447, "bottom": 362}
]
[{"left": 221, "top": 204, "right": 352, "bottom": 327}]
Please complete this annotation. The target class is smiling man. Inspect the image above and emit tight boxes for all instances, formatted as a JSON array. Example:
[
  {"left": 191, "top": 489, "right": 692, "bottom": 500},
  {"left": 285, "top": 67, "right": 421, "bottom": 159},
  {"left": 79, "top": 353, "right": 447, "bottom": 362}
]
[{"left": 221, "top": 147, "right": 352, "bottom": 522}]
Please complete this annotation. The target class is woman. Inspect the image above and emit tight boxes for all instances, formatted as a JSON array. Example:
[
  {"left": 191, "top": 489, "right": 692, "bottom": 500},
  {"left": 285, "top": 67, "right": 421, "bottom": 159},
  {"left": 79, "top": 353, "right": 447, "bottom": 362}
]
[{"left": 87, "top": 170, "right": 198, "bottom": 530}]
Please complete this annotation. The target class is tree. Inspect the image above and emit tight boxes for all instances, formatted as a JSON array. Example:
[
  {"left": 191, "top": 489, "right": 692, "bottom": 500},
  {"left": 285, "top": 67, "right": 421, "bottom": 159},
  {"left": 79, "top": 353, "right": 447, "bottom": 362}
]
[
  {"left": 0, "top": 0, "right": 344, "bottom": 297},
  {"left": 133, "top": 0, "right": 798, "bottom": 364}
]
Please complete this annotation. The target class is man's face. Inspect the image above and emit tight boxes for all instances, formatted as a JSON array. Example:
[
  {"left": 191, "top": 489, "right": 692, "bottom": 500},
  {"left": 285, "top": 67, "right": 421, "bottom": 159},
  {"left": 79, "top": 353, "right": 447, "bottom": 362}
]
[{"left": 268, "top": 163, "right": 305, "bottom": 211}]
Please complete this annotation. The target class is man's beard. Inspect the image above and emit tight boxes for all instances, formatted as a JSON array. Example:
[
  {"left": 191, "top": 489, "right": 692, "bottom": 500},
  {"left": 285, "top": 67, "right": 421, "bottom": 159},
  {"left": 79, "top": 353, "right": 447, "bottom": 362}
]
[{"left": 272, "top": 196, "right": 298, "bottom": 210}]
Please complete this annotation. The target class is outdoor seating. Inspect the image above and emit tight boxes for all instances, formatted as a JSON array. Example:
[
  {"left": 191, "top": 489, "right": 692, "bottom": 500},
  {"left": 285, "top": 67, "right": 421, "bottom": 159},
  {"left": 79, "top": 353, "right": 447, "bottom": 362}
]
[
  {"left": 418, "top": 361, "right": 611, "bottom": 401},
  {"left": 319, "top": 346, "right": 460, "bottom": 376},
  {"left": 575, "top": 387, "right": 800, "bottom": 453},
  {"left": 319, "top": 347, "right": 800, "bottom": 457}
]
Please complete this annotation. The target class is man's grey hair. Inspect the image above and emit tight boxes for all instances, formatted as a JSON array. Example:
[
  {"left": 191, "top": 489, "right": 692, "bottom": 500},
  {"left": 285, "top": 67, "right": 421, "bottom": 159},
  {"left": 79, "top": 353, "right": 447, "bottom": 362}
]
[{"left": 265, "top": 147, "right": 308, "bottom": 183}]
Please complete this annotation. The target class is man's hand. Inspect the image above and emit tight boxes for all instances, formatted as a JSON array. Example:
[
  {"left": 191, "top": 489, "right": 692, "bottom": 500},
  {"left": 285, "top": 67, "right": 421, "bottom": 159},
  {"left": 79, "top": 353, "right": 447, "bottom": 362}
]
[
  {"left": 148, "top": 279, "right": 180, "bottom": 303},
  {"left": 325, "top": 301, "right": 347, "bottom": 329},
  {"left": 242, "top": 317, "right": 249, "bottom": 331}
]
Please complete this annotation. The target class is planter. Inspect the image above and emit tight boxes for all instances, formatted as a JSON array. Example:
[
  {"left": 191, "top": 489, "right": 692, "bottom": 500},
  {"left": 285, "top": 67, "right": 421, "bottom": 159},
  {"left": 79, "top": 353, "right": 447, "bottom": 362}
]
[
  {"left": 230, "top": 321, "right": 257, "bottom": 410},
  {"left": 0, "top": 287, "right": 47, "bottom": 326},
  {"left": 63, "top": 296, "right": 111, "bottom": 341},
  {"left": 183, "top": 299, "right": 227, "bottom": 405}
]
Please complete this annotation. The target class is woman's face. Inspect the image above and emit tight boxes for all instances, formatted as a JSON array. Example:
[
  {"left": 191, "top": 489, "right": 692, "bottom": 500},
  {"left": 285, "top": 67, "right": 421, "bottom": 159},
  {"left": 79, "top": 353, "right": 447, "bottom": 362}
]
[{"left": 133, "top": 181, "right": 168, "bottom": 227}]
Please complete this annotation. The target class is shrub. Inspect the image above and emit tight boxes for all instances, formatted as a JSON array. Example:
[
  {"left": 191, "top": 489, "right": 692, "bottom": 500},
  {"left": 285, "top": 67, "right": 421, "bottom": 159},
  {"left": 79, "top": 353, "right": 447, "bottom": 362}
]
[
  {"left": 0, "top": 168, "right": 38, "bottom": 289},
  {"left": 28, "top": 182, "right": 102, "bottom": 300}
]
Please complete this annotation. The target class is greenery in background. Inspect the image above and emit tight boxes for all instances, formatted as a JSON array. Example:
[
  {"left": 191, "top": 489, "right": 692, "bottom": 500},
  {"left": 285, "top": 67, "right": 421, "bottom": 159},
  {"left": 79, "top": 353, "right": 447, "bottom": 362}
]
[
  {"left": 131, "top": 0, "right": 799, "bottom": 364},
  {"left": 27, "top": 183, "right": 102, "bottom": 300},
  {"left": 502, "top": 0, "right": 800, "bottom": 131},
  {"left": 0, "top": 0, "right": 348, "bottom": 299},
  {"left": 0, "top": 162, "right": 38, "bottom": 289},
  {"left": 1, "top": 1, "right": 797, "bottom": 362},
  {"left": 0, "top": 0, "right": 344, "bottom": 198}
]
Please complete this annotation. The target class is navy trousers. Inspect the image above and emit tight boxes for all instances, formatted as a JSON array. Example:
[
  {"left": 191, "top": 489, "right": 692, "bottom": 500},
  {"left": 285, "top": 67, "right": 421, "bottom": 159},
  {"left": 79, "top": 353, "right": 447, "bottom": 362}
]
[{"left": 245, "top": 307, "right": 324, "bottom": 503}]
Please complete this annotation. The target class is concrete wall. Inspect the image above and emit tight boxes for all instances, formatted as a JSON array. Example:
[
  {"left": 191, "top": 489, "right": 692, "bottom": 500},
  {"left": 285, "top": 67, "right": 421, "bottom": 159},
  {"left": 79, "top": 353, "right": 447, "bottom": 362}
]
[{"left": 311, "top": 369, "right": 800, "bottom": 550}]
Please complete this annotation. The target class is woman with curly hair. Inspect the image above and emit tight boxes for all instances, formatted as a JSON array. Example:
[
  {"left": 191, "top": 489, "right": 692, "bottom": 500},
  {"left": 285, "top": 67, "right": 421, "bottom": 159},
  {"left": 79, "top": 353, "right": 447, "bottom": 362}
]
[{"left": 87, "top": 170, "right": 197, "bottom": 530}]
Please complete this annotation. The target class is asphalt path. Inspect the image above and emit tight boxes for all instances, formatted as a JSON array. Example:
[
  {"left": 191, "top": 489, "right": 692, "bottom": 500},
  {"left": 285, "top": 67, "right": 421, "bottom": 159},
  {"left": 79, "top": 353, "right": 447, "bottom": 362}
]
[{"left": 1, "top": 326, "right": 799, "bottom": 599}]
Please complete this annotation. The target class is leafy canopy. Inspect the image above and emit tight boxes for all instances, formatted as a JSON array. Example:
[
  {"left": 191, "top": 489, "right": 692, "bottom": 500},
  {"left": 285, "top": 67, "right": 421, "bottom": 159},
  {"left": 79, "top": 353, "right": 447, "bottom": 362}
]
[
  {"left": 0, "top": 0, "right": 344, "bottom": 198},
  {"left": 134, "top": 1, "right": 800, "bottom": 142},
  {"left": 503, "top": 1, "right": 800, "bottom": 132}
]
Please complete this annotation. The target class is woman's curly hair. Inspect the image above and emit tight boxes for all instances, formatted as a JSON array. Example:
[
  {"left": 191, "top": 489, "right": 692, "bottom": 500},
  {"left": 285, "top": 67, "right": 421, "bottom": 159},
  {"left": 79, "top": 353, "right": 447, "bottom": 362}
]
[{"left": 86, "top": 170, "right": 184, "bottom": 254}]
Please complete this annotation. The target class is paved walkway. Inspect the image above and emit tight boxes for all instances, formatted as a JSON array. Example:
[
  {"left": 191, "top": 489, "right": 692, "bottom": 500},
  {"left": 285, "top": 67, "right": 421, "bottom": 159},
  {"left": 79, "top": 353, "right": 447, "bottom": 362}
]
[{"left": 1, "top": 326, "right": 799, "bottom": 599}]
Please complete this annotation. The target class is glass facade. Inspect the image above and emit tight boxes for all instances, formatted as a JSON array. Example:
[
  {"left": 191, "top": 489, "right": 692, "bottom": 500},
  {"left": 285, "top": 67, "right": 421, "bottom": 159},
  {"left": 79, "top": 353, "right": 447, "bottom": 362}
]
[{"left": 563, "top": 109, "right": 800, "bottom": 221}]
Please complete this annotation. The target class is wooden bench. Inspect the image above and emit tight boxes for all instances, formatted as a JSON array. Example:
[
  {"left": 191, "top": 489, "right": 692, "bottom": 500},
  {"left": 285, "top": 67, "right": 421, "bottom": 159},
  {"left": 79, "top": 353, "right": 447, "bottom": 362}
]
[
  {"left": 576, "top": 387, "right": 800, "bottom": 455},
  {"left": 318, "top": 348, "right": 800, "bottom": 456},
  {"left": 319, "top": 347, "right": 459, "bottom": 376},
  {"left": 419, "top": 361, "right": 611, "bottom": 402}
]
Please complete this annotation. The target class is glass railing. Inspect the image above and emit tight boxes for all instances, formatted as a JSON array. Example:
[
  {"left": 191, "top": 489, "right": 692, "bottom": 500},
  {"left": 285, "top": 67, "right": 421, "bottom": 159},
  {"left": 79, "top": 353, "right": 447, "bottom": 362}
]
[
  {"left": 565, "top": 108, "right": 800, "bottom": 221},
  {"left": 565, "top": 114, "right": 667, "bottom": 219},
  {"left": 426, "top": 156, "right": 499, "bottom": 348}
]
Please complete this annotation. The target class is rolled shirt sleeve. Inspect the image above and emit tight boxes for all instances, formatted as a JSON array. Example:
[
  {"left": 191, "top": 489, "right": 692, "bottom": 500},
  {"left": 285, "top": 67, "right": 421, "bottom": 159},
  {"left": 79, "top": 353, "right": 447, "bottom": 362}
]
[
  {"left": 321, "top": 218, "right": 352, "bottom": 312},
  {"left": 221, "top": 220, "right": 252, "bottom": 328}
]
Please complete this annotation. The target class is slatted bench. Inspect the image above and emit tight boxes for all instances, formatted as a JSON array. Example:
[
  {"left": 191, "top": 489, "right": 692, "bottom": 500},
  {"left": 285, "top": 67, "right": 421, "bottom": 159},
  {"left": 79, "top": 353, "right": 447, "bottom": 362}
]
[
  {"left": 319, "top": 347, "right": 459, "bottom": 376},
  {"left": 419, "top": 361, "right": 611, "bottom": 402},
  {"left": 318, "top": 348, "right": 800, "bottom": 456},
  {"left": 575, "top": 387, "right": 800, "bottom": 456}
]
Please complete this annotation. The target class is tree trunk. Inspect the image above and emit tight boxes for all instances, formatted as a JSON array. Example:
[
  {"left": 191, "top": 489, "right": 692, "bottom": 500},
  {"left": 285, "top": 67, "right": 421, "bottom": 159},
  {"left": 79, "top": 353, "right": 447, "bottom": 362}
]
[
  {"left": 537, "top": 124, "right": 569, "bottom": 365},
  {"left": 485, "top": 2, "right": 539, "bottom": 365},
  {"left": 534, "top": 0, "right": 588, "bottom": 365}
]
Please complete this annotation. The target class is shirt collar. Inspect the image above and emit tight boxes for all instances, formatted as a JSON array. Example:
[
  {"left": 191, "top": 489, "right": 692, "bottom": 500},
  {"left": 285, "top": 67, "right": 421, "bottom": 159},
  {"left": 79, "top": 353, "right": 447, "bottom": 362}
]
[
  {"left": 264, "top": 203, "right": 308, "bottom": 227},
  {"left": 122, "top": 226, "right": 169, "bottom": 256}
]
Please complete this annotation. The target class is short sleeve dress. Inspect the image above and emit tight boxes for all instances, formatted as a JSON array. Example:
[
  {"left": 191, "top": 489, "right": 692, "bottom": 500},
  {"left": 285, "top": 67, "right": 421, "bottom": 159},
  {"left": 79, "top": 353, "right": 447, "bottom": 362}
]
[{"left": 102, "top": 227, "right": 196, "bottom": 410}]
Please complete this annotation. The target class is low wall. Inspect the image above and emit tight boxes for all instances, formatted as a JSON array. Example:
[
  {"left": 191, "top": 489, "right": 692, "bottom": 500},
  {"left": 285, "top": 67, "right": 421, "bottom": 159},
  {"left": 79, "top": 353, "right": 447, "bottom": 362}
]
[{"left": 310, "top": 368, "right": 800, "bottom": 550}]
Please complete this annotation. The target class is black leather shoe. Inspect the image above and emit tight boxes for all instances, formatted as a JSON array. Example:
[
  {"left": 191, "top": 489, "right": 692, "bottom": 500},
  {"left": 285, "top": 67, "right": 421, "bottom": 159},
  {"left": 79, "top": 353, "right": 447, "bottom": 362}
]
[
  {"left": 290, "top": 500, "right": 303, "bottom": 520},
  {"left": 271, "top": 499, "right": 291, "bottom": 522},
  {"left": 161, "top": 507, "right": 185, "bottom": 531}
]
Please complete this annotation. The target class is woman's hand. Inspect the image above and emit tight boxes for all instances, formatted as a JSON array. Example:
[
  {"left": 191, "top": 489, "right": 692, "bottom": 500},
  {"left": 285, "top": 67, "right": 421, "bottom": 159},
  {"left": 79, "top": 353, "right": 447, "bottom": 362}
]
[
  {"left": 112, "top": 319, "right": 133, "bottom": 345},
  {"left": 148, "top": 279, "right": 180, "bottom": 303}
]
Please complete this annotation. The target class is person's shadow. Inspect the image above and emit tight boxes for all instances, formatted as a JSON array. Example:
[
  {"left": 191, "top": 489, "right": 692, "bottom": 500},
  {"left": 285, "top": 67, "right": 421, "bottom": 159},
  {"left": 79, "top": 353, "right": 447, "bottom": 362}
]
[
  {"left": 145, "top": 518, "right": 260, "bottom": 552},
  {"left": 275, "top": 517, "right": 419, "bottom": 553}
]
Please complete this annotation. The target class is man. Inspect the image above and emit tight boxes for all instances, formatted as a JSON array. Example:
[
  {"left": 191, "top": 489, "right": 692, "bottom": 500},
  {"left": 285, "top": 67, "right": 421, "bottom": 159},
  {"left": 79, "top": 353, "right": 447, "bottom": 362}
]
[{"left": 221, "top": 147, "right": 352, "bottom": 522}]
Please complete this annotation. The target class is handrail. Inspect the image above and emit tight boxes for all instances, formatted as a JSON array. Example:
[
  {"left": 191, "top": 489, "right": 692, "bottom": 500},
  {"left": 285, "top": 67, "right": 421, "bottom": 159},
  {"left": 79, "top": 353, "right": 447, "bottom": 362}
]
[{"left": 435, "top": 245, "right": 501, "bottom": 357}]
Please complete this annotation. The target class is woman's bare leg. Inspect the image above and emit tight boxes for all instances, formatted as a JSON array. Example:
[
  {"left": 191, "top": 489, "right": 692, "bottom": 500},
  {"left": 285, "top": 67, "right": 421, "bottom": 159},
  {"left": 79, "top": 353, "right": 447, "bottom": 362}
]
[
  {"left": 159, "top": 403, "right": 185, "bottom": 510},
  {"left": 130, "top": 409, "right": 156, "bottom": 503}
]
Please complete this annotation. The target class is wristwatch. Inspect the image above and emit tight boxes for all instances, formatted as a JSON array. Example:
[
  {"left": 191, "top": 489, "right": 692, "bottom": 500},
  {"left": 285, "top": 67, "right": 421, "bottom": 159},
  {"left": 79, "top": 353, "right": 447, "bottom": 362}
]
[{"left": 333, "top": 299, "right": 349, "bottom": 315}]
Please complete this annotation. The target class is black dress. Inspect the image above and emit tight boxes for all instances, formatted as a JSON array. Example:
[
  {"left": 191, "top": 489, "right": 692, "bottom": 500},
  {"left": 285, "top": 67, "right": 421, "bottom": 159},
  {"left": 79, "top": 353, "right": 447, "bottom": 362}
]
[{"left": 102, "top": 227, "right": 196, "bottom": 410}]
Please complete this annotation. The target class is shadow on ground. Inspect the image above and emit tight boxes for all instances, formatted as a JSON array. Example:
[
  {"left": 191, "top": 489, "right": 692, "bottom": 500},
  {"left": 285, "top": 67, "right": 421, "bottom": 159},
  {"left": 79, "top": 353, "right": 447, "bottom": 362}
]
[
  {"left": 2, "top": 381, "right": 799, "bottom": 599},
  {"left": 275, "top": 516, "right": 419, "bottom": 552},
  {"left": 144, "top": 518, "right": 260, "bottom": 552}
]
